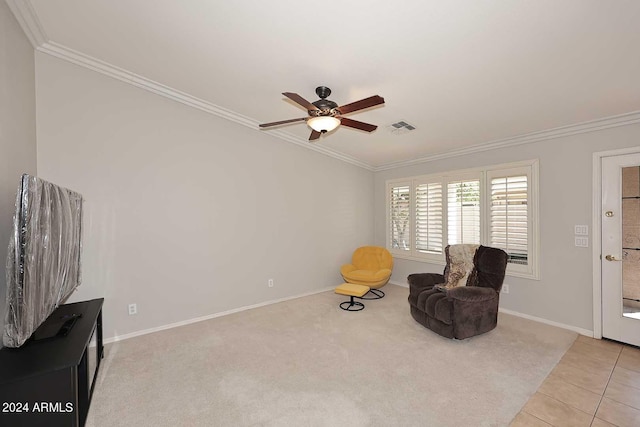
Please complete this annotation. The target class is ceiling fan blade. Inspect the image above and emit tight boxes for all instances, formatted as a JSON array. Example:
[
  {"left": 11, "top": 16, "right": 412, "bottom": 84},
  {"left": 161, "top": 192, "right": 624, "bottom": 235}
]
[
  {"left": 337, "top": 95, "right": 385, "bottom": 115},
  {"left": 340, "top": 117, "right": 378, "bottom": 132},
  {"left": 309, "top": 130, "right": 322, "bottom": 141},
  {"left": 259, "top": 117, "right": 307, "bottom": 128},
  {"left": 283, "top": 92, "right": 319, "bottom": 111}
]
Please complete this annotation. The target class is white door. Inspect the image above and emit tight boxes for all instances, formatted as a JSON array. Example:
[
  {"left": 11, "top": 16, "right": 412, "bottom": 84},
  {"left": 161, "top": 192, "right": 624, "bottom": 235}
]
[{"left": 602, "top": 153, "right": 640, "bottom": 347}]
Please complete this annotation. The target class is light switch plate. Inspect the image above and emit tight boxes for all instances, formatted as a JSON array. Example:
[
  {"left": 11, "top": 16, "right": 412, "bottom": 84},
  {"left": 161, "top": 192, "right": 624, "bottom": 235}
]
[
  {"left": 575, "top": 236, "right": 589, "bottom": 247},
  {"left": 574, "top": 225, "right": 589, "bottom": 235}
]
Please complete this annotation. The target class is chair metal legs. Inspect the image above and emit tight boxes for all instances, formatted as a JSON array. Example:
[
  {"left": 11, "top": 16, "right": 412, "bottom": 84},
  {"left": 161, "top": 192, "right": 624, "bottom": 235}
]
[
  {"left": 359, "top": 288, "right": 385, "bottom": 300},
  {"left": 339, "top": 295, "right": 365, "bottom": 311}
]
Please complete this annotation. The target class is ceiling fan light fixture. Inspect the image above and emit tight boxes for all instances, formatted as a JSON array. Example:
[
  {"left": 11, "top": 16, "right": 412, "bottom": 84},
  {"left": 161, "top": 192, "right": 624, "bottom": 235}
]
[
  {"left": 307, "top": 116, "right": 340, "bottom": 133},
  {"left": 259, "top": 87, "right": 384, "bottom": 141}
]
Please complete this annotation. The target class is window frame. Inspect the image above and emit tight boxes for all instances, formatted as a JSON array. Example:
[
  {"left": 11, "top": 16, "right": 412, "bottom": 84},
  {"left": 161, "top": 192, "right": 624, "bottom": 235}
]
[{"left": 385, "top": 159, "right": 539, "bottom": 279}]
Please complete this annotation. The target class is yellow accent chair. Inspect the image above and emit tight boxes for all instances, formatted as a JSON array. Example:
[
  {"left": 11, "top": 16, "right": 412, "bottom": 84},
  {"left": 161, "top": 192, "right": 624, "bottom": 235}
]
[{"left": 340, "top": 246, "right": 393, "bottom": 299}]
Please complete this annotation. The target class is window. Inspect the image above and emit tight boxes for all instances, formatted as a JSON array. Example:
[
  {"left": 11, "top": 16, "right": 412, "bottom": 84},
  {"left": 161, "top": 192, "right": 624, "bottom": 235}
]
[
  {"left": 447, "top": 179, "right": 480, "bottom": 245},
  {"left": 389, "top": 183, "right": 410, "bottom": 252},
  {"left": 415, "top": 181, "right": 442, "bottom": 254},
  {"left": 386, "top": 160, "right": 538, "bottom": 279},
  {"left": 487, "top": 168, "right": 531, "bottom": 274}
]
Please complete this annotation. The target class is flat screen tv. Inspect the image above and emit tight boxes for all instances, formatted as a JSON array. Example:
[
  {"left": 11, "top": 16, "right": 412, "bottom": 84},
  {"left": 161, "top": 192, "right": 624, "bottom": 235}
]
[{"left": 3, "top": 174, "right": 83, "bottom": 348}]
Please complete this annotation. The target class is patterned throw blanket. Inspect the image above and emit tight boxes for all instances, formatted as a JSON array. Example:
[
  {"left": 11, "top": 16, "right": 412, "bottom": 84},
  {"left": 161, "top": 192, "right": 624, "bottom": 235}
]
[{"left": 435, "top": 244, "right": 480, "bottom": 290}]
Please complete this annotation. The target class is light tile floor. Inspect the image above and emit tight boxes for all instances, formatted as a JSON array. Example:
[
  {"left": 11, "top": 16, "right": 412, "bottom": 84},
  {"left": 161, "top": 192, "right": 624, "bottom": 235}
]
[{"left": 511, "top": 335, "right": 640, "bottom": 426}]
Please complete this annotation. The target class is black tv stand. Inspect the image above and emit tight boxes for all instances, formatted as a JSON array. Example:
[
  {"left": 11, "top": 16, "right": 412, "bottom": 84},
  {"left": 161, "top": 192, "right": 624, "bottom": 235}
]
[
  {"left": 0, "top": 298, "right": 104, "bottom": 427},
  {"left": 33, "top": 312, "right": 82, "bottom": 341}
]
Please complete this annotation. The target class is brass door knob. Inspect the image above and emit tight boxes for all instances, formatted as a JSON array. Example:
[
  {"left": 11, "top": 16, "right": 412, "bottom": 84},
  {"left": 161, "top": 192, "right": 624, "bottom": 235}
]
[{"left": 605, "top": 255, "right": 622, "bottom": 261}]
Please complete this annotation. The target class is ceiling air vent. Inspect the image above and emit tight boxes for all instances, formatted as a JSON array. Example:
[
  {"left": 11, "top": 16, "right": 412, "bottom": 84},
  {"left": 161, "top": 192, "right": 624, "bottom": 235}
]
[{"left": 386, "top": 120, "right": 416, "bottom": 135}]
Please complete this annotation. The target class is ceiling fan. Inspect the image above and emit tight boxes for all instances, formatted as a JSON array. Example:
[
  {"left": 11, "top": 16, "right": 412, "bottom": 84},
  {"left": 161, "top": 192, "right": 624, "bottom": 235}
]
[{"left": 259, "top": 86, "right": 385, "bottom": 141}]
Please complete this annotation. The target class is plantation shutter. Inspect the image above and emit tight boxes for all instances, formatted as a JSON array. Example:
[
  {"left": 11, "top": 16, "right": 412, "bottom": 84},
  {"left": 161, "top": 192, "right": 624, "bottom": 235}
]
[
  {"left": 389, "top": 184, "right": 411, "bottom": 251},
  {"left": 490, "top": 175, "right": 528, "bottom": 264},
  {"left": 447, "top": 179, "right": 480, "bottom": 245},
  {"left": 415, "top": 182, "right": 443, "bottom": 254}
]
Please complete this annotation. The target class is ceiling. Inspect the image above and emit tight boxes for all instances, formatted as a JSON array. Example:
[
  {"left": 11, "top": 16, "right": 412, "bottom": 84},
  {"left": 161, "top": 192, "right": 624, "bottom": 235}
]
[{"left": 11, "top": 0, "right": 640, "bottom": 169}]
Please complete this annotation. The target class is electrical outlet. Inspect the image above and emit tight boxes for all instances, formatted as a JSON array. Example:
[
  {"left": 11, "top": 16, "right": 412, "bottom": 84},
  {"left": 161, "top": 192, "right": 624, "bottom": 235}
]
[
  {"left": 268, "top": 279, "right": 274, "bottom": 288},
  {"left": 502, "top": 284, "right": 510, "bottom": 294},
  {"left": 128, "top": 303, "right": 137, "bottom": 315}
]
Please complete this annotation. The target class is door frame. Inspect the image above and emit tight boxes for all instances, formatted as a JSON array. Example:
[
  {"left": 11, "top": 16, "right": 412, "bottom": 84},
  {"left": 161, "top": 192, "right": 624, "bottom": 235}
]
[{"left": 592, "top": 146, "right": 640, "bottom": 339}]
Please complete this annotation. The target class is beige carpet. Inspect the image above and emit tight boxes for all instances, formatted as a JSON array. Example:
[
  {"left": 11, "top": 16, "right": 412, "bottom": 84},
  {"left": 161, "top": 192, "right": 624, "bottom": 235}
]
[{"left": 86, "top": 285, "right": 577, "bottom": 427}]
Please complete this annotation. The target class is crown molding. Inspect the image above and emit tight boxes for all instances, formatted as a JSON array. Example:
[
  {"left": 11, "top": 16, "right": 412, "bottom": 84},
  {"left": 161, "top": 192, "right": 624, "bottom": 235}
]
[
  {"left": 39, "top": 41, "right": 260, "bottom": 129},
  {"left": 259, "top": 128, "right": 374, "bottom": 170},
  {"left": 373, "top": 111, "right": 640, "bottom": 171},
  {"left": 5, "top": 0, "right": 47, "bottom": 47},
  {"left": 8, "top": 0, "right": 640, "bottom": 174},
  {"left": 36, "top": 42, "right": 373, "bottom": 171},
  {"left": 36, "top": 40, "right": 640, "bottom": 174},
  {"left": 6, "top": 1, "right": 373, "bottom": 171}
]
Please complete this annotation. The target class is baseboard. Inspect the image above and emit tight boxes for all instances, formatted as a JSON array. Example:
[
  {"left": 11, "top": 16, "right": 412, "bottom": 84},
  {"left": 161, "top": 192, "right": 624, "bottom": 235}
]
[
  {"left": 389, "top": 280, "right": 408, "bottom": 288},
  {"left": 499, "top": 307, "right": 593, "bottom": 337},
  {"left": 103, "top": 286, "right": 336, "bottom": 344},
  {"left": 394, "top": 279, "right": 593, "bottom": 336},
  {"left": 103, "top": 284, "right": 593, "bottom": 344}
]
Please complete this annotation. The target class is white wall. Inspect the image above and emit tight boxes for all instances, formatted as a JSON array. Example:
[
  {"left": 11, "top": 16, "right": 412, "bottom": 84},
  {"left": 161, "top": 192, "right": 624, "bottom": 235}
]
[
  {"left": 374, "top": 123, "right": 640, "bottom": 333},
  {"left": 35, "top": 53, "right": 374, "bottom": 341},
  {"left": 0, "top": 1, "right": 37, "bottom": 347},
  {"left": 24, "top": 27, "right": 640, "bottom": 340}
]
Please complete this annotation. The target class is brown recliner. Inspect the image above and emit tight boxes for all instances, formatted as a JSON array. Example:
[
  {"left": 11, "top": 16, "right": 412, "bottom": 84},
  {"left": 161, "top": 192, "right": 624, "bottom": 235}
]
[{"left": 407, "top": 245, "right": 508, "bottom": 339}]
